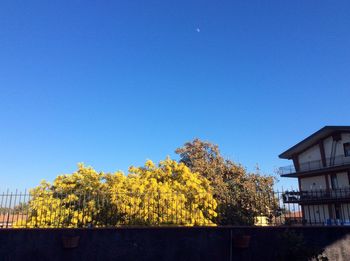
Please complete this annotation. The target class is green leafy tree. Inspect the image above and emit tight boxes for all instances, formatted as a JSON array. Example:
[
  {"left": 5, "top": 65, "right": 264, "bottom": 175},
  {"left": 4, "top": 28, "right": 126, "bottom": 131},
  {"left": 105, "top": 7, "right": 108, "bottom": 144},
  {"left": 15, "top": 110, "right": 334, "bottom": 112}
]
[{"left": 176, "top": 138, "right": 277, "bottom": 225}]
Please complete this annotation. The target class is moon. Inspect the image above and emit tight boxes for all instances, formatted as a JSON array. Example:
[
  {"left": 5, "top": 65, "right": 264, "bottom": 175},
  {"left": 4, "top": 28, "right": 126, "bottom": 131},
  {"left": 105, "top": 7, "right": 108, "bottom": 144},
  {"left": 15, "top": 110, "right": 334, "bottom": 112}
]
[{"left": 196, "top": 28, "right": 200, "bottom": 33}]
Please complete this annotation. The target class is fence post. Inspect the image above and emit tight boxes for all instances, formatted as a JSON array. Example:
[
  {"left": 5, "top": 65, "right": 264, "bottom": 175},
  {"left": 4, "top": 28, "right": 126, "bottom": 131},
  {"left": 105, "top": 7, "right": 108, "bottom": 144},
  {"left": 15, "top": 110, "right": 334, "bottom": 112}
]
[
  {"left": 6, "top": 191, "right": 13, "bottom": 228},
  {"left": 158, "top": 191, "right": 160, "bottom": 226}
]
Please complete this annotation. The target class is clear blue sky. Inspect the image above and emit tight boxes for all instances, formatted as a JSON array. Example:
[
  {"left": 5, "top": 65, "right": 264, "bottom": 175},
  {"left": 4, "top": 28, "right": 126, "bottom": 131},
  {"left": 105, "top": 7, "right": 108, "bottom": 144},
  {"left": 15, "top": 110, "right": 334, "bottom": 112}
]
[{"left": 1, "top": 1, "right": 350, "bottom": 191}]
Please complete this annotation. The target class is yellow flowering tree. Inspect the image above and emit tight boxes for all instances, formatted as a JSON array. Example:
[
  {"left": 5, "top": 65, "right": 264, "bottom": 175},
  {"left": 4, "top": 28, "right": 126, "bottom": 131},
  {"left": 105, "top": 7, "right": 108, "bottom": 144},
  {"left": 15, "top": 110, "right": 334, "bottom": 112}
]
[
  {"left": 17, "top": 164, "right": 107, "bottom": 228},
  {"left": 17, "top": 159, "right": 217, "bottom": 228},
  {"left": 107, "top": 158, "right": 217, "bottom": 226}
]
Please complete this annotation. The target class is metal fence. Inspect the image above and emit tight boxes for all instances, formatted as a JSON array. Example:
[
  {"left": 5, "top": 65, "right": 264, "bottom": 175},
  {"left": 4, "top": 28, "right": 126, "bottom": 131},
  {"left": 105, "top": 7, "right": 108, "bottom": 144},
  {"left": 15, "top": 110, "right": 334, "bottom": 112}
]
[{"left": 1, "top": 189, "right": 350, "bottom": 228}]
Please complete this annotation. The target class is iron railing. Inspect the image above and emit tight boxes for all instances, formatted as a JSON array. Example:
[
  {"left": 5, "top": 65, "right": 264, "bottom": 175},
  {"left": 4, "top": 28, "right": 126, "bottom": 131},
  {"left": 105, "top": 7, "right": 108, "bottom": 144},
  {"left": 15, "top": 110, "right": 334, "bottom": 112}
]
[
  {"left": 0, "top": 190, "right": 219, "bottom": 228},
  {"left": 278, "top": 165, "right": 296, "bottom": 175},
  {"left": 1, "top": 189, "right": 350, "bottom": 228},
  {"left": 279, "top": 155, "right": 350, "bottom": 175},
  {"left": 282, "top": 188, "right": 350, "bottom": 203}
]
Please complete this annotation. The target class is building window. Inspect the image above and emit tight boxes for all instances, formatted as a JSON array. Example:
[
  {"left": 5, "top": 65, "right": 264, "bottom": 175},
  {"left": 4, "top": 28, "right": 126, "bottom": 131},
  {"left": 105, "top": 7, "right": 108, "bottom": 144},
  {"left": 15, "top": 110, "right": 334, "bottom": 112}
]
[{"left": 344, "top": 143, "right": 350, "bottom": 157}]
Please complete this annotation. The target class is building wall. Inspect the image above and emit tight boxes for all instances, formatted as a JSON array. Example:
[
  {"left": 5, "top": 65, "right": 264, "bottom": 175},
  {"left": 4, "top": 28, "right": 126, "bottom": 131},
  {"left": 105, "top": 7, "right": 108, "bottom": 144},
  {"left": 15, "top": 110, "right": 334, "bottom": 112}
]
[
  {"left": 298, "top": 145, "right": 322, "bottom": 171},
  {"left": 323, "top": 136, "right": 335, "bottom": 161},
  {"left": 341, "top": 203, "right": 350, "bottom": 222},
  {"left": 304, "top": 204, "right": 329, "bottom": 224},
  {"left": 300, "top": 176, "right": 327, "bottom": 191},
  {"left": 295, "top": 132, "right": 350, "bottom": 170},
  {"left": 299, "top": 172, "right": 349, "bottom": 191},
  {"left": 290, "top": 132, "right": 350, "bottom": 229},
  {"left": 327, "top": 172, "right": 349, "bottom": 189},
  {"left": 323, "top": 133, "right": 350, "bottom": 166},
  {"left": 299, "top": 172, "right": 350, "bottom": 225},
  {"left": 336, "top": 172, "right": 349, "bottom": 188},
  {"left": 303, "top": 203, "right": 350, "bottom": 224},
  {"left": 342, "top": 133, "right": 350, "bottom": 149}
]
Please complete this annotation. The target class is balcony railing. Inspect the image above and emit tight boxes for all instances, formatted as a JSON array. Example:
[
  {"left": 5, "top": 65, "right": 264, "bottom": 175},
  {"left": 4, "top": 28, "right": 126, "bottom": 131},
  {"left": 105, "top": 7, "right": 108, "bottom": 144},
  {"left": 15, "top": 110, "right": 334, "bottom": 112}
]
[
  {"left": 282, "top": 188, "right": 350, "bottom": 204},
  {"left": 279, "top": 155, "right": 350, "bottom": 175}
]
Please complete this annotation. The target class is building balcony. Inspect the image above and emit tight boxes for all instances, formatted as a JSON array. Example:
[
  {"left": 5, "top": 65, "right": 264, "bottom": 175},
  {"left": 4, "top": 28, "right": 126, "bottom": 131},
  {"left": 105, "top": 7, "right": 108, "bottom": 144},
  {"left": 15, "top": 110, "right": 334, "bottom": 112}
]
[
  {"left": 282, "top": 188, "right": 350, "bottom": 204},
  {"left": 279, "top": 155, "right": 350, "bottom": 176}
]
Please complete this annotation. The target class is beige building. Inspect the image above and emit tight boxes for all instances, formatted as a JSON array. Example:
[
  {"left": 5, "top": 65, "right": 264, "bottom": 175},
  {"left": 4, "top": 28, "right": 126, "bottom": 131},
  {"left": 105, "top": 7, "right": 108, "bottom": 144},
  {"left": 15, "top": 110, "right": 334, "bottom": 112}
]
[{"left": 279, "top": 126, "right": 350, "bottom": 225}]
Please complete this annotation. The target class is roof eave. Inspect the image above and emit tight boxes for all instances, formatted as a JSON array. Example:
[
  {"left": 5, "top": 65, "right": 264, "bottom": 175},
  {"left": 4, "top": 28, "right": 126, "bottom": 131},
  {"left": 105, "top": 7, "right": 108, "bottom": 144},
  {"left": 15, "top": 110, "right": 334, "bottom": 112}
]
[{"left": 279, "top": 126, "right": 350, "bottom": 159}]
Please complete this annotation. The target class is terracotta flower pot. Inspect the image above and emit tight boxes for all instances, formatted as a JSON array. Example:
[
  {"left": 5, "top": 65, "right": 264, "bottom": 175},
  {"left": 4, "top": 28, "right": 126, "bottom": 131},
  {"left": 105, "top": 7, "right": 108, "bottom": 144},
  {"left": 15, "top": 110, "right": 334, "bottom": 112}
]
[
  {"left": 62, "top": 235, "right": 80, "bottom": 249},
  {"left": 233, "top": 235, "right": 251, "bottom": 249}
]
